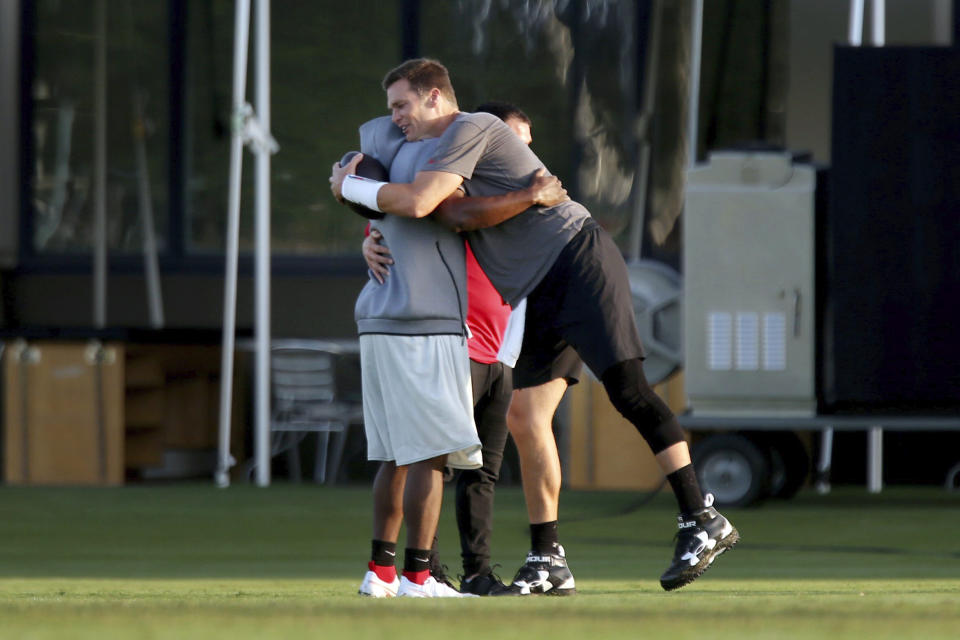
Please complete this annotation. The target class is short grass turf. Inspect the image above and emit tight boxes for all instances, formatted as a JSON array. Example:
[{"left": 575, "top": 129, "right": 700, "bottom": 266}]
[{"left": 0, "top": 484, "right": 958, "bottom": 639}]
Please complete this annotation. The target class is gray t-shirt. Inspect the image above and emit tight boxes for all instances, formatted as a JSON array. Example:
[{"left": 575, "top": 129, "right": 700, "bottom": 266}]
[
  {"left": 425, "top": 112, "right": 590, "bottom": 306},
  {"left": 354, "top": 117, "right": 467, "bottom": 336}
]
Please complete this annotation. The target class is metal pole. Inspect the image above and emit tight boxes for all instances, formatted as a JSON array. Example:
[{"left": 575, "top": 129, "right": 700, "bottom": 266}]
[
  {"left": 870, "top": 0, "right": 885, "bottom": 46},
  {"left": 215, "top": 0, "right": 251, "bottom": 488},
  {"left": 629, "top": 0, "right": 662, "bottom": 263},
  {"left": 253, "top": 0, "right": 272, "bottom": 487},
  {"left": 126, "top": 2, "right": 164, "bottom": 329},
  {"left": 849, "top": 0, "right": 865, "bottom": 46},
  {"left": 931, "top": 0, "right": 952, "bottom": 45},
  {"left": 815, "top": 427, "right": 833, "bottom": 494},
  {"left": 867, "top": 426, "right": 883, "bottom": 493},
  {"left": 133, "top": 91, "right": 165, "bottom": 328},
  {"left": 686, "top": 0, "right": 703, "bottom": 169},
  {"left": 0, "top": 0, "right": 21, "bottom": 268},
  {"left": 93, "top": 0, "right": 108, "bottom": 328}
]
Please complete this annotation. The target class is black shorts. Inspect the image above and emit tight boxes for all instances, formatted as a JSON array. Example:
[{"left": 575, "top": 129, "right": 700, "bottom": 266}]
[{"left": 513, "top": 218, "right": 645, "bottom": 389}]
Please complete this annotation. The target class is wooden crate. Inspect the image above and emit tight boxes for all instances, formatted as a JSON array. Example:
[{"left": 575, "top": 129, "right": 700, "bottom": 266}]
[
  {"left": 123, "top": 344, "right": 235, "bottom": 477},
  {"left": 3, "top": 340, "right": 124, "bottom": 486}
]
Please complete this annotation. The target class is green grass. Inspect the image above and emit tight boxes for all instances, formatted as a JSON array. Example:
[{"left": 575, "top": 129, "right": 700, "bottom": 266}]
[{"left": 1, "top": 484, "right": 958, "bottom": 639}]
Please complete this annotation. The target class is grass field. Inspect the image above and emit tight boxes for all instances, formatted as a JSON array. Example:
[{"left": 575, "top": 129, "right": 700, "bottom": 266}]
[{"left": 1, "top": 483, "right": 958, "bottom": 639}]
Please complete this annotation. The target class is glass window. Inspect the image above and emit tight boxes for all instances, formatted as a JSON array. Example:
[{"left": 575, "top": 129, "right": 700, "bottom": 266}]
[
  {"left": 185, "top": 0, "right": 401, "bottom": 256},
  {"left": 26, "top": 0, "right": 401, "bottom": 263},
  {"left": 28, "top": 0, "right": 169, "bottom": 255}
]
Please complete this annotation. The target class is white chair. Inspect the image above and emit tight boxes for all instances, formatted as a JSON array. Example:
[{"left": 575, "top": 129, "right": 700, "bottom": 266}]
[{"left": 269, "top": 342, "right": 363, "bottom": 484}]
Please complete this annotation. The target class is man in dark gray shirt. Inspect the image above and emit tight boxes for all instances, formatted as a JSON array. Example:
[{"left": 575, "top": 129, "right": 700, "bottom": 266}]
[{"left": 331, "top": 58, "right": 739, "bottom": 594}]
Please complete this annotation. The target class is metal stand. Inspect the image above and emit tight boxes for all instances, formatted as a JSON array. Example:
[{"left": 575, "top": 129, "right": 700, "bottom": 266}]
[
  {"left": 686, "top": 0, "right": 703, "bottom": 169},
  {"left": 89, "top": 1, "right": 166, "bottom": 329},
  {"left": 848, "top": 0, "right": 885, "bottom": 47},
  {"left": 848, "top": 0, "right": 886, "bottom": 495},
  {"left": 93, "top": 0, "right": 107, "bottom": 328},
  {"left": 867, "top": 426, "right": 883, "bottom": 493},
  {"left": 126, "top": 3, "right": 165, "bottom": 328},
  {"left": 215, "top": 0, "right": 278, "bottom": 488},
  {"left": 815, "top": 427, "right": 833, "bottom": 494}
]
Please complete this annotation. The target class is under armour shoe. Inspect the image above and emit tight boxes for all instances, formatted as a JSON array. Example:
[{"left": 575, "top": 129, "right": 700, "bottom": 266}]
[
  {"left": 660, "top": 494, "right": 739, "bottom": 591},
  {"left": 358, "top": 568, "right": 400, "bottom": 598},
  {"left": 397, "top": 575, "right": 479, "bottom": 598},
  {"left": 498, "top": 545, "right": 576, "bottom": 596},
  {"left": 459, "top": 568, "right": 509, "bottom": 596}
]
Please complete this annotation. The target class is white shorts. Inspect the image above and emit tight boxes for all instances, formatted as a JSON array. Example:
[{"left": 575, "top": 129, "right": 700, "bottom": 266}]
[{"left": 359, "top": 334, "right": 481, "bottom": 469}]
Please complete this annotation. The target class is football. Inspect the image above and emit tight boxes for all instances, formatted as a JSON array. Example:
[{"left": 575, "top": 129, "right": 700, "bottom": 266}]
[{"left": 340, "top": 151, "right": 389, "bottom": 220}]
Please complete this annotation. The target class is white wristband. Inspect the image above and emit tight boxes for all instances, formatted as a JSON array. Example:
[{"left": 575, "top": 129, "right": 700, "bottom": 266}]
[{"left": 342, "top": 175, "right": 385, "bottom": 213}]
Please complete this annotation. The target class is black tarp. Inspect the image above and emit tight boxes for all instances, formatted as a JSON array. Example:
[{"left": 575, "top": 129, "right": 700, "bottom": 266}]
[{"left": 823, "top": 46, "right": 960, "bottom": 412}]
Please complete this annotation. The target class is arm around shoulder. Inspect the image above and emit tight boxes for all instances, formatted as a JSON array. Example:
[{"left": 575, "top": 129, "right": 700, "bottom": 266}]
[
  {"left": 432, "top": 168, "right": 568, "bottom": 232},
  {"left": 377, "top": 171, "right": 465, "bottom": 218}
]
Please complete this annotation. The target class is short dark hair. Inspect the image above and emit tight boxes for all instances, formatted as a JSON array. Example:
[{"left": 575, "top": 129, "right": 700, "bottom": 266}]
[
  {"left": 382, "top": 58, "right": 458, "bottom": 108},
  {"left": 474, "top": 101, "right": 532, "bottom": 128}
]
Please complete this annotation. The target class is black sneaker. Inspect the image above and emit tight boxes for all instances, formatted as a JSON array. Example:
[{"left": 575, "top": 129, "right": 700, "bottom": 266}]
[
  {"left": 660, "top": 494, "right": 739, "bottom": 591},
  {"left": 497, "top": 545, "right": 576, "bottom": 596},
  {"left": 459, "top": 568, "right": 509, "bottom": 596}
]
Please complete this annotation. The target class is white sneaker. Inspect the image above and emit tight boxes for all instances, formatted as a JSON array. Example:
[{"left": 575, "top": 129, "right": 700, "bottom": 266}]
[
  {"left": 397, "top": 575, "right": 478, "bottom": 598},
  {"left": 359, "top": 570, "right": 400, "bottom": 597}
]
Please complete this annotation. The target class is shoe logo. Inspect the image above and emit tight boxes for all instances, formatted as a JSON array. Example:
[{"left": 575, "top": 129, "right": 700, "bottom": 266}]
[
  {"left": 526, "top": 554, "right": 566, "bottom": 566},
  {"left": 513, "top": 571, "right": 551, "bottom": 592},
  {"left": 681, "top": 532, "right": 711, "bottom": 564},
  {"left": 678, "top": 520, "right": 699, "bottom": 529}
]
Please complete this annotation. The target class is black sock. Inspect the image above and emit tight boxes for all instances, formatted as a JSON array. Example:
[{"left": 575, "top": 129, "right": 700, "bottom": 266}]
[
  {"left": 370, "top": 539, "right": 397, "bottom": 567},
  {"left": 667, "top": 464, "right": 706, "bottom": 515},
  {"left": 403, "top": 547, "right": 432, "bottom": 573},
  {"left": 530, "top": 520, "right": 559, "bottom": 554}
]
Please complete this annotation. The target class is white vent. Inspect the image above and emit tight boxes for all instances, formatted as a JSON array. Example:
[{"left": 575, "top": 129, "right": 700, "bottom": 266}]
[
  {"left": 735, "top": 312, "right": 759, "bottom": 370},
  {"left": 763, "top": 312, "right": 787, "bottom": 370},
  {"left": 707, "top": 312, "right": 732, "bottom": 370}
]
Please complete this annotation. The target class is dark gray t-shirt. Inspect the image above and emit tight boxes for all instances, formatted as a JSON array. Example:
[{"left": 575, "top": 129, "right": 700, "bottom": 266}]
[{"left": 425, "top": 112, "right": 590, "bottom": 306}]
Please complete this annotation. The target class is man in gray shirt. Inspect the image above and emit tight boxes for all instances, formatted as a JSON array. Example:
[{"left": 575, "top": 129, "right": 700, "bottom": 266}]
[
  {"left": 331, "top": 58, "right": 739, "bottom": 594},
  {"left": 346, "top": 97, "right": 566, "bottom": 598}
]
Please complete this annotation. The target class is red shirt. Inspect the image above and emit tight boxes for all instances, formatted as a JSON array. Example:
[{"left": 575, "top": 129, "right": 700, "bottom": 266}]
[
  {"left": 465, "top": 241, "right": 511, "bottom": 364},
  {"left": 363, "top": 223, "right": 510, "bottom": 363}
]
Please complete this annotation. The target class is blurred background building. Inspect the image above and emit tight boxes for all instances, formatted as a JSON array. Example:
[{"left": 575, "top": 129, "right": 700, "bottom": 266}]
[{"left": 0, "top": 1, "right": 958, "bottom": 492}]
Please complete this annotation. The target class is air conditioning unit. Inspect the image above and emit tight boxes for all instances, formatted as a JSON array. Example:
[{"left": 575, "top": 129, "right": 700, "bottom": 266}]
[{"left": 683, "top": 151, "right": 817, "bottom": 416}]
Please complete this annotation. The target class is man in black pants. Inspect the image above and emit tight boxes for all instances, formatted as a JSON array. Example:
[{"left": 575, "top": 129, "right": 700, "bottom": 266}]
[
  {"left": 362, "top": 102, "right": 540, "bottom": 595},
  {"left": 333, "top": 58, "right": 738, "bottom": 595}
]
